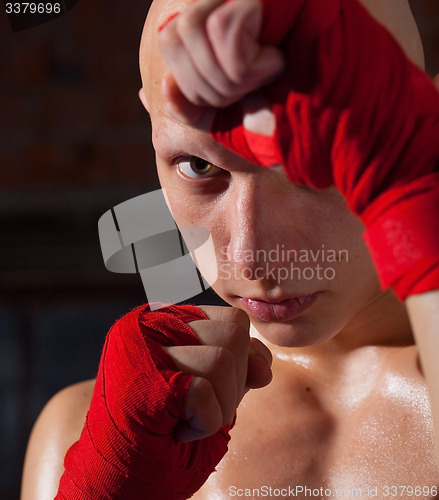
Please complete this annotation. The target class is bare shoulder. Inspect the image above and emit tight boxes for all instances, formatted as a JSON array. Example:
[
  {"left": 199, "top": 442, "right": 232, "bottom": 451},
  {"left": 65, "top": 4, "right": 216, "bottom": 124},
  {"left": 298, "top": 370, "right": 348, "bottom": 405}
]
[{"left": 21, "top": 379, "right": 95, "bottom": 500}]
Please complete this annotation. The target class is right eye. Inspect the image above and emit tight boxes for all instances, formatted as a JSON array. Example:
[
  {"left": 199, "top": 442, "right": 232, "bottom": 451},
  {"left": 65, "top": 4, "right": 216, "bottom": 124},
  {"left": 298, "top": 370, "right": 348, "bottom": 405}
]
[{"left": 176, "top": 157, "right": 222, "bottom": 179}]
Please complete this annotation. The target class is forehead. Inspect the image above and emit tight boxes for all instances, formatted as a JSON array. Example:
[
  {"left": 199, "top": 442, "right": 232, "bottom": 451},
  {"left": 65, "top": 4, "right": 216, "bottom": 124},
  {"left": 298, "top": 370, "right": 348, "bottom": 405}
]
[{"left": 139, "top": 0, "right": 192, "bottom": 118}]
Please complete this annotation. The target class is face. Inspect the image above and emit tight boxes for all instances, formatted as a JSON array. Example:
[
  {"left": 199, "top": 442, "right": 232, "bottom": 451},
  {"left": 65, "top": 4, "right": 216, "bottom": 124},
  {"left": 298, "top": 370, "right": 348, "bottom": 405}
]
[{"left": 139, "top": 0, "right": 420, "bottom": 348}]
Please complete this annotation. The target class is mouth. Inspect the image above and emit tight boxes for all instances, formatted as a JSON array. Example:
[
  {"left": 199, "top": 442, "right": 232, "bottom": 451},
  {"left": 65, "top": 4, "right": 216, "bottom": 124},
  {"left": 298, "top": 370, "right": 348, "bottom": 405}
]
[{"left": 240, "top": 293, "right": 319, "bottom": 322}]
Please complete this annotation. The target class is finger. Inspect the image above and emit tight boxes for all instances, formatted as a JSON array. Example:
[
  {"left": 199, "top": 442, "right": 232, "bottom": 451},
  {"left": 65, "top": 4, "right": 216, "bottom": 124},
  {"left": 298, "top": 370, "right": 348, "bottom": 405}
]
[
  {"left": 206, "top": 0, "right": 261, "bottom": 83},
  {"left": 249, "top": 337, "right": 272, "bottom": 367},
  {"left": 246, "top": 337, "right": 273, "bottom": 389},
  {"left": 207, "top": 0, "right": 284, "bottom": 86},
  {"left": 247, "top": 45, "right": 285, "bottom": 87},
  {"left": 162, "top": 73, "right": 207, "bottom": 124},
  {"left": 186, "top": 317, "right": 250, "bottom": 402},
  {"left": 165, "top": 344, "right": 239, "bottom": 427},
  {"left": 195, "top": 305, "right": 250, "bottom": 327},
  {"left": 162, "top": 73, "right": 219, "bottom": 130},
  {"left": 159, "top": 41, "right": 221, "bottom": 107},
  {"left": 158, "top": 16, "right": 224, "bottom": 107},
  {"left": 159, "top": 1, "right": 269, "bottom": 107},
  {"left": 175, "top": 376, "right": 223, "bottom": 442},
  {"left": 189, "top": 306, "right": 251, "bottom": 395},
  {"left": 174, "top": 0, "right": 239, "bottom": 97},
  {"left": 158, "top": 4, "right": 229, "bottom": 106},
  {"left": 188, "top": 307, "right": 250, "bottom": 407}
]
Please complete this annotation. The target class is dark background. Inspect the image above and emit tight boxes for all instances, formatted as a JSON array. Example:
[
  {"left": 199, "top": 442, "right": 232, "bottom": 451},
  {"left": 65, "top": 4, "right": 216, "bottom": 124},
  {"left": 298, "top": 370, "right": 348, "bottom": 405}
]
[{"left": 0, "top": 1, "right": 438, "bottom": 498}]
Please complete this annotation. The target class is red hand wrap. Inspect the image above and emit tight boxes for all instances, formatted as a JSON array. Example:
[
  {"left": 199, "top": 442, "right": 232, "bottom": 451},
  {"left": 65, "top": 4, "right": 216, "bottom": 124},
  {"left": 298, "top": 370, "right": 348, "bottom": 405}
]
[
  {"left": 55, "top": 304, "right": 232, "bottom": 500},
  {"left": 211, "top": 0, "right": 439, "bottom": 299}
]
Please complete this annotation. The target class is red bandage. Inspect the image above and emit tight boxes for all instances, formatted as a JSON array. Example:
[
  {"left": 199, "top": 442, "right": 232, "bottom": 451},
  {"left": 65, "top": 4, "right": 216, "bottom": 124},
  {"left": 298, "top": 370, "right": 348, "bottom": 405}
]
[
  {"left": 55, "top": 304, "right": 232, "bottom": 500},
  {"left": 211, "top": 0, "right": 439, "bottom": 300}
]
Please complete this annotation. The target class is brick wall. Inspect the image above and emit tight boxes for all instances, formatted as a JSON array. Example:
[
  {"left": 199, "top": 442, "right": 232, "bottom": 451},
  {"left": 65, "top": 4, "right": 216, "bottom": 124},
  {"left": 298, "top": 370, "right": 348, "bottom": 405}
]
[{"left": 0, "top": 0, "right": 157, "bottom": 190}]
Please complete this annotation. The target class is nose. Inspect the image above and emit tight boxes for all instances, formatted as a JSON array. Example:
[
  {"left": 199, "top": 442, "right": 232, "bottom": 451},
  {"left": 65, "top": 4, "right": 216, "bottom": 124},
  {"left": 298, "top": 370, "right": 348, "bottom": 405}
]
[{"left": 224, "top": 174, "right": 278, "bottom": 281}]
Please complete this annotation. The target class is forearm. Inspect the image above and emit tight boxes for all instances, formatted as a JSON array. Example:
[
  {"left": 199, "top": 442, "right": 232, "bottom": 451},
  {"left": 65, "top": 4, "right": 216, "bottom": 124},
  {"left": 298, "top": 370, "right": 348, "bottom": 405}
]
[{"left": 406, "top": 290, "right": 439, "bottom": 460}]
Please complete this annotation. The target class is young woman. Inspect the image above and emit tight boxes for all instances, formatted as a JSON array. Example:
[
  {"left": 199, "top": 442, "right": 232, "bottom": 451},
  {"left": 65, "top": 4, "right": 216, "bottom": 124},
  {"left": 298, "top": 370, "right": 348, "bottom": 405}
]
[{"left": 22, "top": 1, "right": 439, "bottom": 498}]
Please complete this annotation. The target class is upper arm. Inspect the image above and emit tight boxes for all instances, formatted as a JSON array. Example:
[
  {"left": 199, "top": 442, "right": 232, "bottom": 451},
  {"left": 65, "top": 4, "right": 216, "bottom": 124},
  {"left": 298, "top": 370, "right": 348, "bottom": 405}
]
[
  {"left": 357, "top": 0, "right": 424, "bottom": 68},
  {"left": 407, "top": 290, "right": 439, "bottom": 463},
  {"left": 21, "top": 379, "right": 95, "bottom": 500}
]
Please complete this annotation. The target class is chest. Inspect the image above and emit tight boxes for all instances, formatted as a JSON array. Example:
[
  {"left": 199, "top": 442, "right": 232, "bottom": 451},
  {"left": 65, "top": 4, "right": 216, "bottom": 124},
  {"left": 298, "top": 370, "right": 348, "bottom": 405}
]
[{"left": 195, "top": 349, "right": 439, "bottom": 499}]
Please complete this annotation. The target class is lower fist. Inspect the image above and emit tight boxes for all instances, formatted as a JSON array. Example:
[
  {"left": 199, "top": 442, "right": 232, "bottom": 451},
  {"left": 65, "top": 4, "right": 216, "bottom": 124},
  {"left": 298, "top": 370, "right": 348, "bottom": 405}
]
[
  {"left": 55, "top": 303, "right": 271, "bottom": 500},
  {"left": 166, "top": 305, "right": 272, "bottom": 442}
]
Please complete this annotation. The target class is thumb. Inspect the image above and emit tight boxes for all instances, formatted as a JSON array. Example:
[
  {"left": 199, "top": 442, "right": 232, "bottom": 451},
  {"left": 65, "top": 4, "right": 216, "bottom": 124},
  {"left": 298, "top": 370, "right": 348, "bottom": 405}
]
[
  {"left": 162, "top": 72, "right": 212, "bottom": 127},
  {"left": 245, "top": 337, "right": 273, "bottom": 389}
]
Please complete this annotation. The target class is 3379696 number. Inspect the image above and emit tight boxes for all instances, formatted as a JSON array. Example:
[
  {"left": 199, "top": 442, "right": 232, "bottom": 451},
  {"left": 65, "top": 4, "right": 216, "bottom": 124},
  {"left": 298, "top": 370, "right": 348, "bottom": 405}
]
[
  {"left": 5, "top": 3, "right": 62, "bottom": 15},
  {"left": 382, "top": 485, "right": 438, "bottom": 497}
]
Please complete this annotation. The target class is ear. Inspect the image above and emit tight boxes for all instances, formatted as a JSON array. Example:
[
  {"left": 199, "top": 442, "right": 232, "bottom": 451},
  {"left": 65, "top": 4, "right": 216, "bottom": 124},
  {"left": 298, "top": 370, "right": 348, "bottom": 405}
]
[{"left": 138, "top": 87, "right": 150, "bottom": 112}]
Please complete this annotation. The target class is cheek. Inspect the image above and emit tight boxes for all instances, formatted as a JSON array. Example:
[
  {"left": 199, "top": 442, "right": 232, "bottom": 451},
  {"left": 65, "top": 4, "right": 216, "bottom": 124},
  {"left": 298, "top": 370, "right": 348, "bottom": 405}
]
[
  {"left": 156, "top": 158, "right": 192, "bottom": 224},
  {"left": 157, "top": 164, "right": 228, "bottom": 287},
  {"left": 316, "top": 211, "right": 381, "bottom": 300},
  {"left": 296, "top": 191, "right": 379, "bottom": 289},
  {"left": 306, "top": 190, "right": 364, "bottom": 250}
]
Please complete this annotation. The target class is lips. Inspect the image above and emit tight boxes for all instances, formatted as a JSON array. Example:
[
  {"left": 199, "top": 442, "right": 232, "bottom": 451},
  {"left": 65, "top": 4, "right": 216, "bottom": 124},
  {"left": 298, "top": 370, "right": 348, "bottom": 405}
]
[{"left": 240, "top": 293, "right": 318, "bottom": 322}]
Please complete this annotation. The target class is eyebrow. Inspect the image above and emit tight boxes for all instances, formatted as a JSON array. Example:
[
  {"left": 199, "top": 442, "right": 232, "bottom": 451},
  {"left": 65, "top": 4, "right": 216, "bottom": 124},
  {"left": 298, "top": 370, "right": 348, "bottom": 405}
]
[
  {"left": 152, "top": 112, "right": 267, "bottom": 177},
  {"left": 152, "top": 115, "right": 242, "bottom": 167},
  {"left": 151, "top": 116, "right": 210, "bottom": 158}
]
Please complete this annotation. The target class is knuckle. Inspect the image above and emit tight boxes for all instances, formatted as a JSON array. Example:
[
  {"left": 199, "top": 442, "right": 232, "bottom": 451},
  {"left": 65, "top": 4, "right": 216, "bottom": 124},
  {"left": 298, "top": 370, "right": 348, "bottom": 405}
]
[
  {"left": 211, "top": 305, "right": 236, "bottom": 322},
  {"left": 180, "top": 82, "right": 214, "bottom": 107},
  {"left": 157, "top": 28, "right": 179, "bottom": 52},
  {"left": 209, "top": 92, "right": 232, "bottom": 108},
  {"left": 189, "top": 92, "right": 208, "bottom": 107},
  {"left": 175, "top": 82, "right": 207, "bottom": 107},
  {"left": 189, "top": 378, "right": 223, "bottom": 433},
  {"left": 191, "top": 375, "right": 214, "bottom": 401},
  {"left": 215, "top": 80, "right": 240, "bottom": 101},
  {"left": 227, "top": 322, "right": 247, "bottom": 343},
  {"left": 210, "top": 346, "right": 235, "bottom": 372},
  {"left": 176, "top": 9, "right": 202, "bottom": 37},
  {"left": 206, "top": 7, "right": 230, "bottom": 40},
  {"left": 228, "top": 307, "right": 250, "bottom": 328},
  {"left": 220, "top": 80, "right": 236, "bottom": 95},
  {"left": 202, "top": 92, "right": 221, "bottom": 108},
  {"left": 227, "top": 322, "right": 250, "bottom": 360},
  {"left": 229, "top": 63, "right": 252, "bottom": 85},
  {"left": 200, "top": 305, "right": 246, "bottom": 323},
  {"left": 215, "top": 314, "right": 250, "bottom": 350}
]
